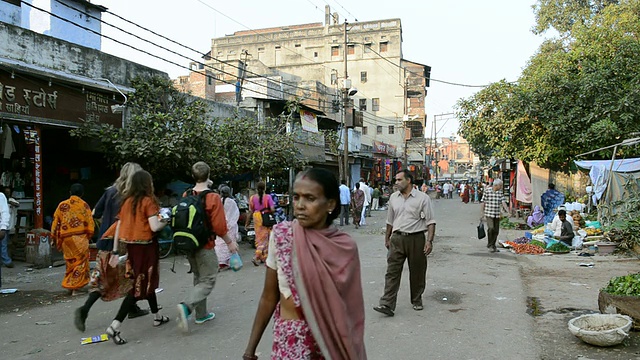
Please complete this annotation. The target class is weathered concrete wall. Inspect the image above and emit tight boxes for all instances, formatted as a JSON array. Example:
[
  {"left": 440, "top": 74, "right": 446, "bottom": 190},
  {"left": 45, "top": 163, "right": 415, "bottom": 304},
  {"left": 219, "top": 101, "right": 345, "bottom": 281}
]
[
  {"left": 202, "top": 96, "right": 255, "bottom": 120},
  {"left": 0, "top": 21, "right": 167, "bottom": 86}
]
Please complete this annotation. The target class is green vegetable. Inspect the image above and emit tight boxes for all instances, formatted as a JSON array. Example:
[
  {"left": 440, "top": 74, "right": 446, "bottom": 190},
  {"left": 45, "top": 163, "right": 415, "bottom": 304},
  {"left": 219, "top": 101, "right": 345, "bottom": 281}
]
[
  {"left": 603, "top": 273, "right": 640, "bottom": 296},
  {"left": 547, "top": 242, "right": 570, "bottom": 252},
  {"left": 530, "top": 240, "right": 546, "bottom": 248}
]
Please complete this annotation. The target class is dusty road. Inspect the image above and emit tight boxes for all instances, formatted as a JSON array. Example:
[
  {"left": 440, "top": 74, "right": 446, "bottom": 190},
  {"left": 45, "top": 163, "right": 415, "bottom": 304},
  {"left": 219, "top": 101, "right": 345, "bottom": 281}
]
[{"left": 1, "top": 194, "right": 638, "bottom": 359}]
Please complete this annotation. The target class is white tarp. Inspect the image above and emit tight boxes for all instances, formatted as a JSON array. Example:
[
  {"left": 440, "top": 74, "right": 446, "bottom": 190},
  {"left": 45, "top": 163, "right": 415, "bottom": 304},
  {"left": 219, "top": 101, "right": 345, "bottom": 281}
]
[{"left": 574, "top": 158, "right": 640, "bottom": 173}]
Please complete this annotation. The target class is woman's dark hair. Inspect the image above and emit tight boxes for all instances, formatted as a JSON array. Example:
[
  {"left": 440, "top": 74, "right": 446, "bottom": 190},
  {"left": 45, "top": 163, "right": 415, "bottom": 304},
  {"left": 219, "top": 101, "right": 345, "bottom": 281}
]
[
  {"left": 296, "top": 168, "right": 340, "bottom": 225},
  {"left": 355, "top": 182, "right": 360, "bottom": 189},
  {"left": 127, "top": 170, "right": 156, "bottom": 219},
  {"left": 257, "top": 181, "right": 266, "bottom": 199}
]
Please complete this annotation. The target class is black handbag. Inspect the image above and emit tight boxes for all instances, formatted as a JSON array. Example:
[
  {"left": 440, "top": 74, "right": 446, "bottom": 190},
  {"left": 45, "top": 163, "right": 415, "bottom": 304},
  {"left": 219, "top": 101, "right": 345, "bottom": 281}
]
[
  {"left": 261, "top": 211, "right": 277, "bottom": 227},
  {"left": 477, "top": 221, "right": 486, "bottom": 239}
]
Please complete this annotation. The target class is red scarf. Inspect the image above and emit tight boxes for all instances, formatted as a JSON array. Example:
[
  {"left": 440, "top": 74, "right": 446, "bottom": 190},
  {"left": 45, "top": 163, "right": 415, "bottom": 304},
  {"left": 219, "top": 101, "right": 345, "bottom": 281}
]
[{"left": 292, "top": 220, "right": 367, "bottom": 360}]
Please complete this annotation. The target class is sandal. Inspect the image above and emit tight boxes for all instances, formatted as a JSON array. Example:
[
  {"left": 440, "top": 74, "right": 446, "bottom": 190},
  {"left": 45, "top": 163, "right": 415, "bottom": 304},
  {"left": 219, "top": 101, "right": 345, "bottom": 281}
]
[
  {"left": 106, "top": 325, "right": 127, "bottom": 345},
  {"left": 413, "top": 304, "right": 424, "bottom": 311},
  {"left": 251, "top": 258, "right": 259, "bottom": 266},
  {"left": 153, "top": 315, "right": 170, "bottom": 327}
]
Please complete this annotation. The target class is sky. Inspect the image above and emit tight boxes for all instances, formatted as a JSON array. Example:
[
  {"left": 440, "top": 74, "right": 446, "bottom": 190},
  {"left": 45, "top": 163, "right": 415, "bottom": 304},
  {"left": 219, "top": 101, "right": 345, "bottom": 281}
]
[{"left": 98, "top": 0, "right": 547, "bottom": 138}]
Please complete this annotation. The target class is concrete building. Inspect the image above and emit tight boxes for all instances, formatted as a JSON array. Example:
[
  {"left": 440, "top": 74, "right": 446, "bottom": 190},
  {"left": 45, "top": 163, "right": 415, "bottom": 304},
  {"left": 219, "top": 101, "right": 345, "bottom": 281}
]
[{"left": 194, "top": 5, "right": 431, "bottom": 185}]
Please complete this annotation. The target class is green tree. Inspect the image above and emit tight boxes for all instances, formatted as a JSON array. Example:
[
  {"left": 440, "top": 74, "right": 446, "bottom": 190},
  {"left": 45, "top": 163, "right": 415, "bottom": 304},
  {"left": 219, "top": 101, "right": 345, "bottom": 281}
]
[
  {"left": 457, "top": 0, "right": 640, "bottom": 172},
  {"left": 71, "top": 76, "right": 303, "bottom": 183}
]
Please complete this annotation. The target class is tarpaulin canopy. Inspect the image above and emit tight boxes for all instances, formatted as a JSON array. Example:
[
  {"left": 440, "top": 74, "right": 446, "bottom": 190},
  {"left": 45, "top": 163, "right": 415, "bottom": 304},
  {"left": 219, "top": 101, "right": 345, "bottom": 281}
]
[{"left": 574, "top": 158, "right": 640, "bottom": 173}]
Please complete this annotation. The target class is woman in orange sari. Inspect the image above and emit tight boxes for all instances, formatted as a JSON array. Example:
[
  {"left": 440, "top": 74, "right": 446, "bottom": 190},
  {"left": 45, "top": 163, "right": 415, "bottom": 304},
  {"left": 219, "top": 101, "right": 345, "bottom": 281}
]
[
  {"left": 51, "top": 184, "right": 95, "bottom": 296},
  {"left": 248, "top": 181, "right": 275, "bottom": 266}
]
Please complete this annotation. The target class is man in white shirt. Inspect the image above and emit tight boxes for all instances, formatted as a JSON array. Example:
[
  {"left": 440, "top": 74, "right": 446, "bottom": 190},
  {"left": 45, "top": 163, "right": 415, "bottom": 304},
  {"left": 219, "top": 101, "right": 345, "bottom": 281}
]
[
  {"left": 338, "top": 180, "right": 351, "bottom": 226},
  {"left": 0, "top": 191, "right": 12, "bottom": 268},
  {"left": 358, "top": 179, "right": 371, "bottom": 226},
  {"left": 442, "top": 183, "right": 450, "bottom": 199},
  {"left": 550, "top": 206, "right": 574, "bottom": 237}
]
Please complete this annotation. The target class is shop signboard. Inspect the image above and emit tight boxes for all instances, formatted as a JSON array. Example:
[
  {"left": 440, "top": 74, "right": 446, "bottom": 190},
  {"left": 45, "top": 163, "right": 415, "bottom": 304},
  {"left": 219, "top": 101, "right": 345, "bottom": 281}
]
[
  {"left": 0, "top": 72, "right": 124, "bottom": 128},
  {"left": 372, "top": 140, "right": 397, "bottom": 157}
]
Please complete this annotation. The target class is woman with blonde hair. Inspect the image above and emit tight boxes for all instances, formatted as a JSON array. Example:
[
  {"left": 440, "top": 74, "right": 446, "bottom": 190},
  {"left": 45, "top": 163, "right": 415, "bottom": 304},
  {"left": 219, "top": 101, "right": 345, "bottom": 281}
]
[{"left": 74, "top": 162, "right": 148, "bottom": 332}]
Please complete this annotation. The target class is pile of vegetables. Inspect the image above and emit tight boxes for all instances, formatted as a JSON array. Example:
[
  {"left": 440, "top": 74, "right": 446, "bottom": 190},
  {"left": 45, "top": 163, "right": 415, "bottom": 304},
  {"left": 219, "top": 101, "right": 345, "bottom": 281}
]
[
  {"left": 500, "top": 217, "right": 518, "bottom": 229},
  {"left": 530, "top": 240, "right": 546, "bottom": 248},
  {"left": 547, "top": 242, "right": 570, "bottom": 252},
  {"left": 512, "top": 243, "right": 546, "bottom": 255},
  {"left": 602, "top": 273, "right": 640, "bottom": 296},
  {"left": 512, "top": 237, "right": 529, "bottom": 245}
]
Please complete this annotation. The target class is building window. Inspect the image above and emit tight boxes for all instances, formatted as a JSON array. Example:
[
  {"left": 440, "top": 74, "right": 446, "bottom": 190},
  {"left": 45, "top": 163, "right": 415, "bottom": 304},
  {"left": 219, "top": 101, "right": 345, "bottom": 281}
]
[
  {"left": 359, "top": 99, "right": 367, "bottom": 111},
  {"left": 347, "top": 44, "right": 355, "bottom": 55},
  {"left": 208, "top": 77, "right": 213, "bottom": 85},
  {"left": 314, "top": 51, "right": 318, "bottom": 57},
  {"left": 295, "top": 44, "right": 301, "bottom": 48},
  {"left": 331, "top": 73, "right": 337, "bottom": 85},
  {"left": 377, "top": 126, "right": 382, "bottom": 135},
  {"left": 258, "top": 47, "right": 265, "bottom": 52},
  {"left": 388, "top": 125, "right": 395, "bottom": 134},
  {"left": 361, "top": 71, "right": 367, "bottom": 83},
  {"left": 331, "top": 46, "right": 339, "bottom": 57},
  {"left": 380, "top": 42, "right": 388, "bottom": 53},
  {"left": 372, "top": 98, "right": 380, "bottom": 111},
  {"left": 364, "top": 43, "right": 372, "bottom": 53},
  {"left": 362, "top": 126, "right": 368, "bottom": 135},
  {"left": 275, "top": 45, "right": 281, "bottom": 49}
]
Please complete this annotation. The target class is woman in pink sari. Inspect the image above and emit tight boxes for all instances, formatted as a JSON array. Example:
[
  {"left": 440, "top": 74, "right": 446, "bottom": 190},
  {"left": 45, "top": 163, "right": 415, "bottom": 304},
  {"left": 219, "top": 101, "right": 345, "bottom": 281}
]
[
  {"left": 249, "top": 181, "right": 275, "bottom": 266},
  {"left": 243, "top": 168, "right": 367, "bottom": 360}
]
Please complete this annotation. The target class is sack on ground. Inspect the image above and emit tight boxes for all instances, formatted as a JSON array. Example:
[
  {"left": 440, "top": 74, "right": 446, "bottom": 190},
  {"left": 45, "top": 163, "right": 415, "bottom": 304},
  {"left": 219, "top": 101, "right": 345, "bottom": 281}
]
[
  {"left": 171, "top": 189, "right": 213, "bottom": 254},
  {"left": 477, "top": 221, "right": 486, "bottom": 239}
]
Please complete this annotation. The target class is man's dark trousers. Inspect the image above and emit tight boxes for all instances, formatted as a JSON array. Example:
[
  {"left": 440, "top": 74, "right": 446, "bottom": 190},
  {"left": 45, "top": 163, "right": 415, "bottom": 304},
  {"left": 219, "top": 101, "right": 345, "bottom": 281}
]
[
  {"left": 379, "top": 232, "right": 427, "bottom": 310},
  {"left": 339, "top": 204, "right": 350, "bottom": 226},
  {"left": 486, "top": 216, "right": 500, "bottom": 248}
]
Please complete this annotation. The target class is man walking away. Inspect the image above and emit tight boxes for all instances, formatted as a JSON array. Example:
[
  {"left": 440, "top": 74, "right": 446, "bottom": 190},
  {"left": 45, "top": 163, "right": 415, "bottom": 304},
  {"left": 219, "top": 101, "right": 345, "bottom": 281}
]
[
  {"left": 480, "top": 179, "right": 508, "bottom": 253},
  {"left": 373, "top": 170, "right": 436, "bottom": 317},
  {"left": 372, "top": 185, "right": 381, "bottom": 211},
  {"left": 176, "top": 161, "right": 238, "bottom": 332},
  {"left": 338, "top": 180, "right": 351, "bottom": 226},
  {"left": 358, "top": 179, "right": 370, "bottom": 226}
]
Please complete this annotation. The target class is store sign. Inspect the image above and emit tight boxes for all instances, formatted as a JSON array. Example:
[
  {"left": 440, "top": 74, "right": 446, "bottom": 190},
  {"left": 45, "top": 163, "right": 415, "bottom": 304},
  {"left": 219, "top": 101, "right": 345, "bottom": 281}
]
[
  {"left": 373, "top": 140, "right": 397, "bottom": 156},
  {"left": 0, "top": 72, "right": 124, "bottom": 128},
  {"left": 300, "top": 109, "right": 318, "bottom": 133},
  {"left": 25, "top": 128, "right": 44, "bottom": 228}
]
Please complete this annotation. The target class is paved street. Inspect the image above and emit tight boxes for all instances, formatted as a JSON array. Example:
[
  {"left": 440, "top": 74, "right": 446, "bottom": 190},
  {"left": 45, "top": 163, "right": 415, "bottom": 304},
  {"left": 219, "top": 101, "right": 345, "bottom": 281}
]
[{"left": 0, "top": 195, "right": 540, "bottom": 360}]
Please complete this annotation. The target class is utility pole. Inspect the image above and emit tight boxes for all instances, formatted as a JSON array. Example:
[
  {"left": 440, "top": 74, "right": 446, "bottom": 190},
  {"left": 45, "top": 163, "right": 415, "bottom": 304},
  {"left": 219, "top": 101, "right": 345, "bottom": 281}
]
[{"left": 342, "top": 20, "right": 350, "bottom": 186}]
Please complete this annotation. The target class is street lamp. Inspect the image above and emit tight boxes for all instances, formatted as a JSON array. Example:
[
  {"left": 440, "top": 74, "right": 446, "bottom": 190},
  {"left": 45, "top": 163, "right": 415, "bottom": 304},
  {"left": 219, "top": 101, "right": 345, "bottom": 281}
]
[{"left": 93, "top": 78, "right": 128, "bottom": 128}]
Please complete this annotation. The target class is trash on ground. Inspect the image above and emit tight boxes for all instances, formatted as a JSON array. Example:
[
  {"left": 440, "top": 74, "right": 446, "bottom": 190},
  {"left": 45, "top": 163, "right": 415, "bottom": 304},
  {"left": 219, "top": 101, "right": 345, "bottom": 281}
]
[
  {"left": 0, "top": 288, "right": 18, "bottom": 294},
  {"left": 81, "top": 334, "right": 109, "bottom": 345},
  {"left": 35, "top": 321, "right": 52, "bottom": 325}
]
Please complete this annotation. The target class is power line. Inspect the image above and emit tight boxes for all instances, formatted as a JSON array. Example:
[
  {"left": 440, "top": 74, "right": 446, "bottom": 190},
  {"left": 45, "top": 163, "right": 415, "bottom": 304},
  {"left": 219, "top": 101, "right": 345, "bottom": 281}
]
[
  {"left": 329, "top": 0, "right": 358, "bottom": 22},
  {"left": 56, "top": 0, "right": 332, "bottom": 100},
  {"left": 21, "top": 1, "right": 293, "bottom": 102}
]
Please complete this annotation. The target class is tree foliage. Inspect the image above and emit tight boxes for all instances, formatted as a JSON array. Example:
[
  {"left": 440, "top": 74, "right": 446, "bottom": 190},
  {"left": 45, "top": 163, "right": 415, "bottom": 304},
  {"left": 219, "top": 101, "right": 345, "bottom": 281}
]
[
  {"left": 71, "top": 76, "right": 304, "bottom": 184},
  {"left": 457, "top": 0, "right": 640, "bottom": 172}
]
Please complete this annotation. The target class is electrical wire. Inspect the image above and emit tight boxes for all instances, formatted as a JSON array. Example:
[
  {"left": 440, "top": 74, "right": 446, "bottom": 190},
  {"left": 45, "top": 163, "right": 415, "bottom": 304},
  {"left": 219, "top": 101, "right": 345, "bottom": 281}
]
[
  {"left": 329, "top": 0, "right": 358, "bottom": 22},
  {"left": 55, "top": 0, "right": 332, "bottom": 100}
]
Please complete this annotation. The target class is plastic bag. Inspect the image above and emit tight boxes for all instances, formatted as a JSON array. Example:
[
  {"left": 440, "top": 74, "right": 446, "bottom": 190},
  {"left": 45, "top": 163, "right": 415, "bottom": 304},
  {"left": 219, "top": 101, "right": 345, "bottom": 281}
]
[
  {"left": 477, "top": 221, "right": 486, "bottom": 240},
  {"left": 230, "top": 253, "right": 243, "bottom": 272},
  {"left": 572, "top": 235, "right": 583, "bottom": 249}
]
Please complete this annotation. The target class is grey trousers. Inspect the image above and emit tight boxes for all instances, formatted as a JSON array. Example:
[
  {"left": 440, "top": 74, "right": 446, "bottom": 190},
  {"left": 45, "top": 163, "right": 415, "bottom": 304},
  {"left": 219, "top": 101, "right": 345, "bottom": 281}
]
[
  {"left": 185, "top": 247, "right": 219, "bottom": 318},
  {"left": 486, "top": 217, "right": 501, "bottom": 248},
  {"left": 379, "top": 232, "right": 427, "bottom": 310}
]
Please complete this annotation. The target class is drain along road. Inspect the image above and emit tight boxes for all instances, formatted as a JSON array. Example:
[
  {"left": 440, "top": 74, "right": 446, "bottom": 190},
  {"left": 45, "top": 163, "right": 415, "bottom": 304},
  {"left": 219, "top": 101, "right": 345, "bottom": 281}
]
[{"left": 2, "top": 194, "right": 639, "bottom": 359}]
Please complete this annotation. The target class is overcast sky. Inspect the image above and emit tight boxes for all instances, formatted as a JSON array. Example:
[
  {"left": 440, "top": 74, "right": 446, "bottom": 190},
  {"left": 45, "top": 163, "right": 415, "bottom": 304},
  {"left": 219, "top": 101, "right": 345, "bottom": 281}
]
[{"left": 99, "top": 0, "right": 546, "bottom": 138}]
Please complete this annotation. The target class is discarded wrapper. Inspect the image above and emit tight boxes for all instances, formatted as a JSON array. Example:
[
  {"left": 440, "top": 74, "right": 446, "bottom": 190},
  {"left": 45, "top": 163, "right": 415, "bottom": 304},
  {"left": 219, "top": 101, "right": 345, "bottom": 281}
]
[
  {"left": 81, "top": 334, "right": 109, "bottom": 345},
  {"left": 0, "top": 288, "right": 18, "bottom": 294}
]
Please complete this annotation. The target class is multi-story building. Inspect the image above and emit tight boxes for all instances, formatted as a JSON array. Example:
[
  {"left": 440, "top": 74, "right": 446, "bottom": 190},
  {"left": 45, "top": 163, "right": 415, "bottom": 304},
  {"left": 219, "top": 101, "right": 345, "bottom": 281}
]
[{"left": 193, "top": 5, "right": 430, "bottom": 184}]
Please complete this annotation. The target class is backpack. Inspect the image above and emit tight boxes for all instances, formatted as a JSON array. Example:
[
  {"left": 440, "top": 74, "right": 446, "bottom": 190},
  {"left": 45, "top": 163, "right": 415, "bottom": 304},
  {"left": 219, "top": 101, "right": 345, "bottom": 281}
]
[{"left": 171, "top": 189, "right": 213, "bottom": 254}]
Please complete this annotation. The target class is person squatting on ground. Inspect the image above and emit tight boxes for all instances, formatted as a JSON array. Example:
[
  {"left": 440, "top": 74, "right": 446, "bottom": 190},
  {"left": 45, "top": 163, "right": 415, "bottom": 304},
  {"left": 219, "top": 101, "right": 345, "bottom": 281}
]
[
  {"left": 339, "top": 179, "right": 351, "bottom": 226},
  {"left": 373, "top": 170, "right": 436, "bottom": 317},
  {"left": 249, "top": 181, "right": 275, "bottom": 265},
  {"left": 176, "top": 161, "right": 238, "bottom": 332},
  {"left": 51, "top": 183, "right": 95, "bottom": 296},
  {"left": 351, "top": 182, "right": 365, "bottom": 229},
  {"left": 243, "top": 168, "right": 366, "bottom": 360},
  {"left": 75, "top": 163, "right": 150, "bottom": 332},
  {"left": 215, "top": 184, "right": 239, "bottom": 270},
  {"left": 481, "top": 179, "right": 509, "bottom": 253},
  {"left": 101, "top": 170, "right": 170, "bottom": 345}
]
